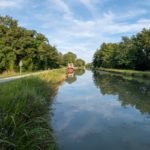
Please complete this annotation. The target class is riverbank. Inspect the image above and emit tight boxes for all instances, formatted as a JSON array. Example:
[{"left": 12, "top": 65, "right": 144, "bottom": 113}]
[
  {"left": 0, "top": 70, "right": 64, "bottom": 84},
  {"left": 97, "top": 68, "right": 150, "bottom": 79},
  {"left": 0, "top": 70, "right": 53, "bottom": 79},
  {"left": 0, "top": 71, "right": 32, "bottom": 79},
  {"left": 0, "top": 69, "right": 66, "bottom": 150}
]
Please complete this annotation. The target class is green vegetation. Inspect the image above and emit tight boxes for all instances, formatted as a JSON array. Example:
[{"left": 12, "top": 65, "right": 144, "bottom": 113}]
[
  {"left": 62, "top": 52, "right": 77, "bottom": 66},
  {"left": 62, "top": 52, "right": 85, "bottom": 67},
  {"left": 93, "top": 71, "right": 150, "bottom": 115},
  {"left": 93, "top": 29, "right": 150, "bottom": 71},
  {"left": 98, "top": 68, "right": 150, "bottom": 79},
  {"left": 0, "top": 71, "right": 23, "bottom": 78},
  {"left": 85, "top": 63, "right": 93, "bottom": 69},
  {"left": 0, "top": 16, "right": 85, "bottom": 74},
  {"left": 0, "top": 16, "right": 61, "bottom": 72},
  {"left": 75, "top": 59, "right": 85, "bottom": 67},
  {"left": 0, "top": 70, "right": 42, "bottom": 79},
  {"left": 66, "top": 69, "right": 85, "bottom": 84},
  {"left": 0, "top": 69, "right": 66, "bottom": 150}
]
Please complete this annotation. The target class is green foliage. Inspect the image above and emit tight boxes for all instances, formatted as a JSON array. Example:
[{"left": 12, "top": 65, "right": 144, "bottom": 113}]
[
  {"left": 65, "top": 69, "right": 85, "bottom": 84},
  {"left": 99, "top": 68, "right": 150, "bottom": 79},
  {"left": 63, "top": 52, "right": 77, "bottom": 66},
  {"left": 85, "top": 63, "right": 93, "bottom": 69},
  {"left": 0, "top": 69, "right": 66, "bottom": 150},
  {"left": 75, "top": 58, "right": 85, "bottom": 67},
  {"left": 61, "top": 52, "right": 85, "bottom": 67},
  {"left": 57, "top": 52, "right": 64, "bottom": 67},
  {"left": 0, "top": 15, "right": 85, "bottom": 73},
  {"left": 93, "top": 29, "right": 150, "bottom": 70},
  {"left": 0, "top": 16, "right": 60, "bottom": 72},
  {"left": 93, "top": 71, "right": 150, "bottom": 115}
]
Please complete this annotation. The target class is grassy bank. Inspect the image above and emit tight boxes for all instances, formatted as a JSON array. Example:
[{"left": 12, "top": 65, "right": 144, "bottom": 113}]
[
  {"left": 0, "top": 70, "right": 55, "bottom": 79},
  {"left": 0, "top": 71, "right": 24, "bottom": 79},
  {"left": 0, "top": 69, "right": 66, "bottom": 150},
  {"left": 97, "top": 68, "right": 150, "bottom": 79}
]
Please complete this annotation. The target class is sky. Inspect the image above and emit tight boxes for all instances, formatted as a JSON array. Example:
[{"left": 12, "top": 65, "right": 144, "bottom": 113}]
[{"left": 0, "top": 0, "right": 150, "bottom": 62}]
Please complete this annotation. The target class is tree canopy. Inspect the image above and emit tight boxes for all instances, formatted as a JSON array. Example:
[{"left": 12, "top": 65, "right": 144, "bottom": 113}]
[
  {"left": 0, "top": 16, "right": 85, "bottom": 73},
  {"left": 0, "top": 16, "right": 61, "bottom": 72},
  {"left": 75, "top": 58, "right": 85, "bottom": 67},
  {"left": 61, "top": 52, "right": 85, "bottom": 67},
  {"left": 63, "top": 52, "right": 77, "bottom": 66},
  {"left": 93, "top": 29, "right": 150, "bottom": 71}
]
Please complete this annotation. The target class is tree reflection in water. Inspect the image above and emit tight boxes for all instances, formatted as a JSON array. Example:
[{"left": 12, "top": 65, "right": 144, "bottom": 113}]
[
  {"left": 93, "top": 71, "right": 150, "bottom": 115},
  {"left": 65, "top": 69, "right": 85, "bottom": 84}
]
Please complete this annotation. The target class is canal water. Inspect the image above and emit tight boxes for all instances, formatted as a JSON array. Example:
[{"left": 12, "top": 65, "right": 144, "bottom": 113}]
[{"left": 51, "top": 70, "right": 150, "bottom": 150}]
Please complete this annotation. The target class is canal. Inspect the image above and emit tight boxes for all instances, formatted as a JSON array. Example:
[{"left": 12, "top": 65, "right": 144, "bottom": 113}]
[{"left": 50, "top": 70, "right": 150, "bottom": 150}]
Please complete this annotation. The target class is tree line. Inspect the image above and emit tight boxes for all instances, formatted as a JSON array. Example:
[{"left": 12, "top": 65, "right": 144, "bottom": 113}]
[
  {"left": 0, "top": 16, "right": 85, "bottom": 73},
  {"left": 93, "top": 29, "right": 150, "bottom": 70}
]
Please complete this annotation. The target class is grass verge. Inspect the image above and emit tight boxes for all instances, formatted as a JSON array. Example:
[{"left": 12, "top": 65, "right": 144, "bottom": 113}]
[
  {"left": 0, "top": 70, "right": 56, "bottom": 79},
  {"left": 0, "top": 71, "right": 29, "bottom": 79},
  {"left": 98, "top": 68, "right": 150, "bottom": 79},
  {"left": 0, "top": 68, "right": 66, "bottom": 150}
]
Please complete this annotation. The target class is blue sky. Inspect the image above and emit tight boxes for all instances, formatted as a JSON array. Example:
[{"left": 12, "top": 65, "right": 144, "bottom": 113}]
[{"left": 0, "top": 0, "right": 150, "bottom": 62}]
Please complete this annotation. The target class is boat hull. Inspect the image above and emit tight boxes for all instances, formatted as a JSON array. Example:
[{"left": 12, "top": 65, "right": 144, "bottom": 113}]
[{"left": 67, "top": 68, "right": 74, "bottom": 74}]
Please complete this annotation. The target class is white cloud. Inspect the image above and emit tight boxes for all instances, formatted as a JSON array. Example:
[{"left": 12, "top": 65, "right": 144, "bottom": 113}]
[
  {"left": 48, "top": 0, "right": 73, "bottom": 19},
  {"left": 78, "top": 0, "right": 103, "bottom": 16},
  {"left": 79, "top": 0, "right": 95, "bottom": 14},
  {"left": 1, "top": 0, "right": 149, "bottom": 62},
  {"left": 0, "top": 0, "right": 24, "bottom": 9},
  {"left": 41, "top": 7, "right": 150, "bottom": 62}
]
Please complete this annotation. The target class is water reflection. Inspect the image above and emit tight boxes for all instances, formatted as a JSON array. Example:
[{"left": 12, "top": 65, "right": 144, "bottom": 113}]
[
  {"left": 65, "top": 69, "right": 85, "bottom": 84},
  {"left": 51, "top": 70, "right": 150, "bottom": 150},
  {"left": 93, "top": 71, "right": 150, "bottom": 115},
  {"left": 75, "top": 69, "right": 85, "bottom": 76}
]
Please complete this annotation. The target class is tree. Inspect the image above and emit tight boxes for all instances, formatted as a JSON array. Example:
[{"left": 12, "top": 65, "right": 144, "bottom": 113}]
[
  {"left": 0, "top": 15, "right": 61, "bottom": 72},
  {"left": 63, "top": 52, "right": 77, "bottom": 66},
  {"left": 93, "top": 28, "right": 150, "bottom": 71},
  {"left": 75, "top": 59, "right": 85, "bottom": 67},
  {"left": 116, "top": 37, "right": 137, "bottom": 69},
  {"left": 0, "top": 16, "right": 86, "bottom": 72},
  {"left": 93, "top": 43, "right": 119, "bottom": 68},
  {"left": 133, "top": 29, "right": 150, "bottom": 70}
]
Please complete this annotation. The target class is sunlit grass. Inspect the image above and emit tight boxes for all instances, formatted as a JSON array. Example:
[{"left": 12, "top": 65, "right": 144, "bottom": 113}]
[
  {"left": 0, "top": 71, "right": 21, "bottom": 79},
  {"left": 98, "top": 68, "right": 150, "bottom": 78},
  {"left": 0, "top": 68, "right": 66, "bottom": 150}
]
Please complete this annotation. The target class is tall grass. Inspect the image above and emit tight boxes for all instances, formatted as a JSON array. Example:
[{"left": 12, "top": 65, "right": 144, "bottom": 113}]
[{"left": 0, "top": 69, "right": 66, "bottom": 150}]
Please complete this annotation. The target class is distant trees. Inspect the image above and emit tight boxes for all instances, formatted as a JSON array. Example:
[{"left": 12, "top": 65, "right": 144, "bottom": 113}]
[
  {"left": 75, "top": 59, "right": 85, "bottom": 67},
  {"left": 93, "top": 29, "right": 150, "bottom": 71},
  {"left": 63, "top": 52, "right": 77, "bottom": 66},
  {"left": 62, "top": 52, "right": 85, "bottom": 67},
  {"left": 86, "top": 63, "right": 93, "bottom": 68},
  {"left": 0, "top": 16, "right": 85, "bottom": 73}
]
